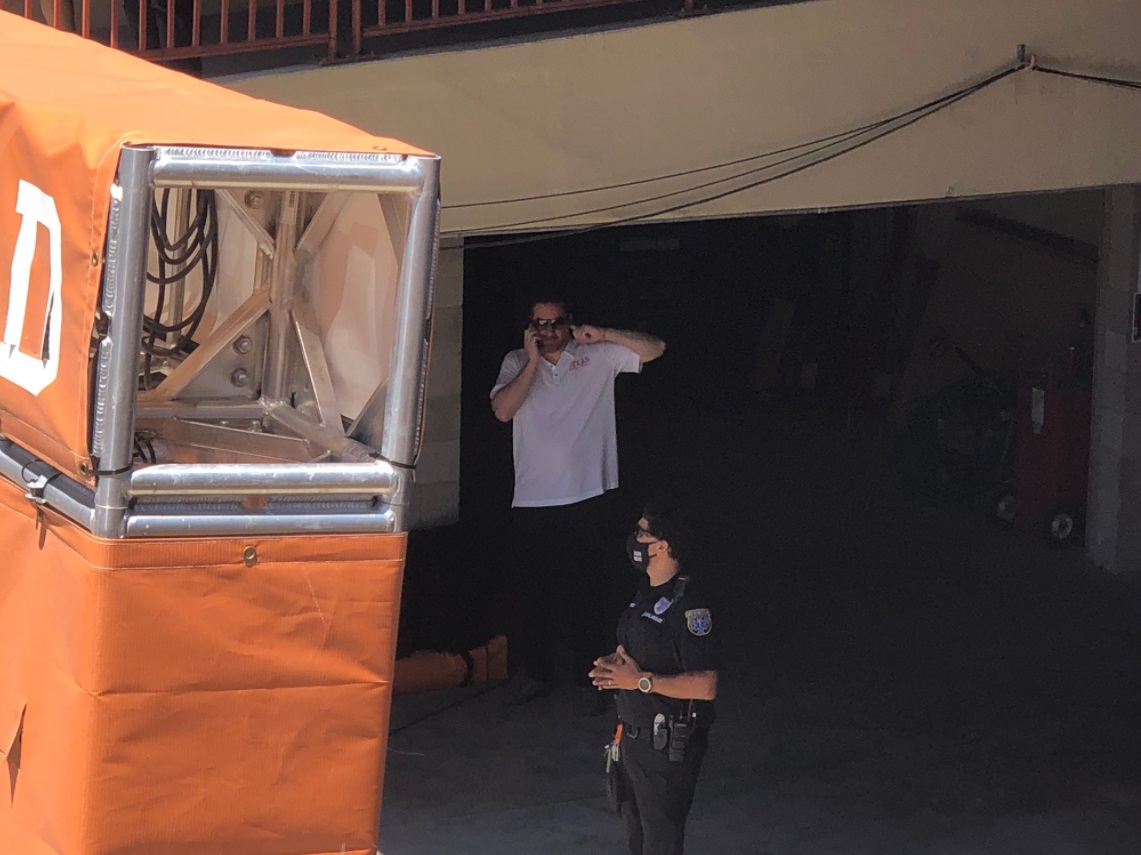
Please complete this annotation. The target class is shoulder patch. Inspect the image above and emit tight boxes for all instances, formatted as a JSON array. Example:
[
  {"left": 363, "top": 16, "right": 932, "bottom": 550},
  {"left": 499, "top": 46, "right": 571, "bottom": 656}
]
[{"left": 684, "top": 608, "right": 712, "bottom": 637}]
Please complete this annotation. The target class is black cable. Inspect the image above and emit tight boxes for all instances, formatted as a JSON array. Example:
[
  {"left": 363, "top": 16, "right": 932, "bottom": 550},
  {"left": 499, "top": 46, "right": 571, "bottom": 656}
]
[
  {"left": 1034, "top": 66, "right": 1141, "bottom": 92},
  {"left": 448, "top": 63, "right": 1026, "bottom": 215},
  {"left": 142, "top": 231, "right": 168, "bottom": 390},
  {"left": 446, "top": 101, "right": 951, "bottom": 211},
  {"left": 471, "top": 66, "right": 1013, "bottom": 233},
  {"left": 458, "top": 63, "right": 1021, "bottom": 250},
  {"left": 133, "top": 432, "right": 157, "bottom": 465},
  {"left": 141, "top": 189, "right": 218, "bottom": 363},
  {"left": 147, "top": 190, "right": 215, "bottom": 293},
  {"left": 149, "top": 189, "right": 211, "bottom": 275},
  {"left": 478, "top": 132, "right": 866, "bottom": 231}
]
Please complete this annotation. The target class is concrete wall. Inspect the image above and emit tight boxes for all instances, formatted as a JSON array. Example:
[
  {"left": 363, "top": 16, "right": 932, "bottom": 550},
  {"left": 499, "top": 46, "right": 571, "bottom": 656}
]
[
  {"left": 1088, "top": 186, "right": 1141, "bottom": 572},
  {"left": 406, "top": 237, "right": 463, "bottom": 528},
  {"left": 226, "top": 0, "right": 1141, "bottom": 236}
]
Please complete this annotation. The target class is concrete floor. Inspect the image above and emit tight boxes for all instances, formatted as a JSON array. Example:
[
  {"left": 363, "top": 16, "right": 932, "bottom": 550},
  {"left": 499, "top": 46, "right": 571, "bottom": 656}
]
[{"left": 380, "top": 403, "right": 1141, "bottom": 854}]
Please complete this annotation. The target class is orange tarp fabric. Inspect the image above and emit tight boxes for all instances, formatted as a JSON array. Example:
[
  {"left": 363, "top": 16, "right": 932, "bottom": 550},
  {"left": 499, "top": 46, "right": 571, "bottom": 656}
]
[
  {"left": 0, "top": 477, "right": 406, "bottom": 855},
  {"left": 0, "top": 12, "right": 432, "bottom": 478}
]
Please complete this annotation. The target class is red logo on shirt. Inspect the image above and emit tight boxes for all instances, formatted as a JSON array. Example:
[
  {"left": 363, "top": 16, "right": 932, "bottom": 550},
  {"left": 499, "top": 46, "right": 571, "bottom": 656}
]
[{"left": 568, "top": 355, "right": 591, "bottom": 371}]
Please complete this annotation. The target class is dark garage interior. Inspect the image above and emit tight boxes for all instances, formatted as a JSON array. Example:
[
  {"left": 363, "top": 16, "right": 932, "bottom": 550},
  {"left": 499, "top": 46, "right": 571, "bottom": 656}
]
[{"left": 385, "top": 192, "right": 1141, "bottom": 853}]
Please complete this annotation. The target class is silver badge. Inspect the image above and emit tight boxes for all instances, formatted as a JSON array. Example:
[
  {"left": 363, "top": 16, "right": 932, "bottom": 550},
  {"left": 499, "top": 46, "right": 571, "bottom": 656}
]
[{"left": 685, "top": 609, "right": 712, "bottom": 636}]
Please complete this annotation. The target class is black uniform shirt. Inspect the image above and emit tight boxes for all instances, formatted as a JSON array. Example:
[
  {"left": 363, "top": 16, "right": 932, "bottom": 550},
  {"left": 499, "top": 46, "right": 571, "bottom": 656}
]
[{"left": 615, "top": 573, "right": 718, "bottom": 731}]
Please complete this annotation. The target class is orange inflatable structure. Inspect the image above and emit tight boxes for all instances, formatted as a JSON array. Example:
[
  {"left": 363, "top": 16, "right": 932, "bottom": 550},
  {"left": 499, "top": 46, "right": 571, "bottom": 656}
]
[{"left": 0, "top": 14, "right": 440, "bottom": 854}]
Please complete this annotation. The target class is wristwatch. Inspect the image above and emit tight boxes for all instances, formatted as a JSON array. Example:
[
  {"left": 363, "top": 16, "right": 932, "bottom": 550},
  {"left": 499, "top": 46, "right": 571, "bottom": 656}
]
[{"left": 637, "top": 673, "right": 654, "bottom": 694}]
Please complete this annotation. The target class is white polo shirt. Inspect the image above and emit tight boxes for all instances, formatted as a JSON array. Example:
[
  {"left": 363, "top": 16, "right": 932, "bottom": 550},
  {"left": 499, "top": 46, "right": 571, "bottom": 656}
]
[{"left": 491, "top": 340, "right": 642, "bottom": 508}]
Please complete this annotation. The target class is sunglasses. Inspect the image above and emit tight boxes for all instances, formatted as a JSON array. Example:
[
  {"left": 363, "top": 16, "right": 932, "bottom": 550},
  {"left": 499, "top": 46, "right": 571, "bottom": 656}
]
[
  {"left": 633, "top": 523, "right": 660, "bottom": 540},
  {"left": 531, "top": 317, "right": 569, "bottom": 330}
]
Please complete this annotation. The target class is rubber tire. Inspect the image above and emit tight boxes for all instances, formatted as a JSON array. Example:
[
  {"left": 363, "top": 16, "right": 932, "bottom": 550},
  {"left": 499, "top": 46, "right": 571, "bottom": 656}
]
[
  {"left": 994, "top": 491, "right": 1016, "bottom": 528},
  {"left": 1045, "top": 509, "right": 1082, "bottom": 548}
]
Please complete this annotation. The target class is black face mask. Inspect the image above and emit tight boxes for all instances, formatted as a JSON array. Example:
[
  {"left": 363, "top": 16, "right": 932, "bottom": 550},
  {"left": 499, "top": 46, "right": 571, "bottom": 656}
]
[{"left": 626, "top": 534, "right": 653, "bottom": 571}]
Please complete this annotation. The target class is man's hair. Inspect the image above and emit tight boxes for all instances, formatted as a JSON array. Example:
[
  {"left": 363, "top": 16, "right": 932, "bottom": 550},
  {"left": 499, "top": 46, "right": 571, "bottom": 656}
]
[
  {"left": 642, "top": 495, "right": 693, "bottom": 565},
  {"left": 526, "top": 295, "right": 572, "bottom": 320}
]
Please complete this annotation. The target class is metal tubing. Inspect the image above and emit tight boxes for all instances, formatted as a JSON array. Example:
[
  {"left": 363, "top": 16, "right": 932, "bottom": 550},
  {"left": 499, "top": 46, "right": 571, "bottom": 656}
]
[
  {"left": 294, "top": 191, "right": 349, "bottom": 263},
  {"left": 139, "top": 289, "right": 270, "bottom": 402},
  {"left": 134, "top": 401, "right": 266, "bottom": 420},
  {"left": 133, "top": 500, "right": 244, "bottom": 513},
  {"left": 125, "top": 508, "right": 397, "bottom": 537},
  {"left": 109, "top": 0, "right": 119, "bottom": 47},
  {"left": 217, "top": 189, "right": 275, "bottom": 258},
  {"left": 152, "top": 148, "right": 426, "bottom": 192},
  {"left": 291, "top": 301, "right": 341, "bottom": 427},
  {"left": 140, "top": 419, "right": 316, "bottom": 463},
  {"left": 92, "top": 147, "right": 156, "bottom": 538},
  {"left": 42, "top": 480, "right": 96, "bottom": 530},
  {"left": 128, "top": 461, "right": 398, "bottom": 497},
  {"left": 264, "top": 404, "right": 378, "bottom": 462},
  {"left": 380, "top": 157, "right": 440, "bottom": 469},
  {"left": 0, "top": 440, "right": 95, "bottom": 530},
  {"left": 90, "top": 181, "right": 121, "bottom": 463},
  {"left": 263, "top": 190, "right": 302, "bottom": 402}
]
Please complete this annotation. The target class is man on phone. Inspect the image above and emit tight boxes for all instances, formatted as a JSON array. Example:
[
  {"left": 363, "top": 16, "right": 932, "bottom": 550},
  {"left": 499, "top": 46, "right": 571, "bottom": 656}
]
[{"left": 491, "top": 298, "right": 665, "bottom": 712}]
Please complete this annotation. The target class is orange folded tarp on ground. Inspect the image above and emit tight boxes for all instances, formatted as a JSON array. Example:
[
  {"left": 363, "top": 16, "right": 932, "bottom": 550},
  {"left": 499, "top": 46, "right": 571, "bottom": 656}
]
[
  {"left": 393, "top": 635, "right": 509, "bottom": 696},
  {"left": 0, "top": 11, "right": 430, "bottom": 480},
  {"left": 0, "top": 477, "right": 406, "bottom": 855}
]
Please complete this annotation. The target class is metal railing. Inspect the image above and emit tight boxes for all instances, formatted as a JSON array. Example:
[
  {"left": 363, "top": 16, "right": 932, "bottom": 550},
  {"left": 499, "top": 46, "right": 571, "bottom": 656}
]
[
  {"left": 9, "top": 0, "right": 689, "bottom": 63},
  {"left": 355, "top": 0, "right": 648, "bottom": 54},
  {"left": 12, "top": 0, "right": 337, "bottom": 61}
]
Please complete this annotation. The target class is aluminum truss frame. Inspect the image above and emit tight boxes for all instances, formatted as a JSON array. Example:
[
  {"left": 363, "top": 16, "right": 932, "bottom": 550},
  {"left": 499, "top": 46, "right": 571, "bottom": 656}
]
[{"left": 0, "top": 144, "right": 440, "bottom": 538}]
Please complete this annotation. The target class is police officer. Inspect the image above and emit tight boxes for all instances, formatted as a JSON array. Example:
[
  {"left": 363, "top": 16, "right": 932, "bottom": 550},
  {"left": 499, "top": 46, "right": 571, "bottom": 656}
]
[{"left": 589, "top": 498, "right": 718, "bottom": 855}]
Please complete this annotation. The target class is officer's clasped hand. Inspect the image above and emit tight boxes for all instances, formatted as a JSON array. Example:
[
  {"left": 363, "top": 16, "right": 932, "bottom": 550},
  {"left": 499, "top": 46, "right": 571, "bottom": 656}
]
[{"left": 589, "top": 644, "right": 642, "bottom": 691}]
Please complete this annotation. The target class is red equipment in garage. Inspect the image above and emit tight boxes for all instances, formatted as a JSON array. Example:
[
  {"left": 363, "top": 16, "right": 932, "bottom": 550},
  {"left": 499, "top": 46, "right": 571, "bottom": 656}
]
[{"left": 1011, "top": 384, "right": 1092, "bottom": 545}]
